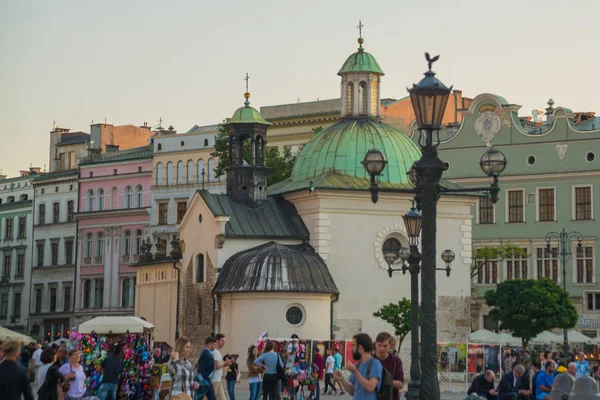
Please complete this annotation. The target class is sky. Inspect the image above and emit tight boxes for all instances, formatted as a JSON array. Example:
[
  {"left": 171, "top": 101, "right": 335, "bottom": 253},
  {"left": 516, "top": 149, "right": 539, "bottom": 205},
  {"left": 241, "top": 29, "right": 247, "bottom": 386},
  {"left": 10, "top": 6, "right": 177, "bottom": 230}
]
[{"left": 1, "top": 0, "right": 599, "bottom": 178}]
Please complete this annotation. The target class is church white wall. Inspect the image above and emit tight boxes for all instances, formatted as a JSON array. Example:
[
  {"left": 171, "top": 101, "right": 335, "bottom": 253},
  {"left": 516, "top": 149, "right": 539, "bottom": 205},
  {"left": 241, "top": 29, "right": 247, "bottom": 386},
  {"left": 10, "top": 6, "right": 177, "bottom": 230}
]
[
  {"left": 285, "top": 190, "right": 475, "bottom": 342},
  {"left": 219, "top": 292, "right": 332, "bottom": 372}
]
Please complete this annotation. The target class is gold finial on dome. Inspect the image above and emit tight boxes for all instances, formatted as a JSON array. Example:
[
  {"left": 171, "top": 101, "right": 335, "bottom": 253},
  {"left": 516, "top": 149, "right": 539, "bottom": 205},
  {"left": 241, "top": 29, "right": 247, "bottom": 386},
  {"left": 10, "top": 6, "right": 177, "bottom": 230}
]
[{"left": 244, "top": 73, "right": 251, "bottom": 106}]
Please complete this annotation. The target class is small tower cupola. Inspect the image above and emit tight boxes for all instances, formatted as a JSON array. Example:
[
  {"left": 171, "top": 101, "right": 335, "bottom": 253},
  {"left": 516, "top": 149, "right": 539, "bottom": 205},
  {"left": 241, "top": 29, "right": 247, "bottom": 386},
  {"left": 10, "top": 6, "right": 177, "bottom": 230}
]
[
  {"left": 224, "top": 74, "right": 272, "bottom": 208},
  {"left": 338, "top": 21, "right": 385, "bottom": 119}
]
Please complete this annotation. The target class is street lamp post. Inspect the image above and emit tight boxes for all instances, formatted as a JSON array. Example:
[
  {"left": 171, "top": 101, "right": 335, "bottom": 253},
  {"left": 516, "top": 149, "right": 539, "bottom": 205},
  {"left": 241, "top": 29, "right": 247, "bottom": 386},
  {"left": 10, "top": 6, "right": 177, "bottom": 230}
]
[
  {"left": 363, "top": 53, "right": 507, "bottom": 400},
  {"left": 545, "top": 229, "right": 583, "bottom": 359},
  {"left": 170, "top": 236, "right": 183, "bottom": 340}
]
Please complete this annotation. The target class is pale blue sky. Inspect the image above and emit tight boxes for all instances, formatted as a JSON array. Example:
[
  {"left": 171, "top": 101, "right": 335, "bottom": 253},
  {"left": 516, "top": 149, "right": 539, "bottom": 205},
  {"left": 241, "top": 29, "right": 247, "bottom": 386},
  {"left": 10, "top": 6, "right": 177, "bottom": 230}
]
[{"left": 1, "top": 0, "right": 599, "bottom": 177}]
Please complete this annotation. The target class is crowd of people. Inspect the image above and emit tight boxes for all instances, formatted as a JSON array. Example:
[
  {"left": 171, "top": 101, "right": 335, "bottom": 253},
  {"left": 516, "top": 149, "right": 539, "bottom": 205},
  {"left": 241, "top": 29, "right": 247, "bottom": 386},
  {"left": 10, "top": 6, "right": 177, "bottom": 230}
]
[
  {"left": 166, "top": 331, "right": 405, "bottom": 400},
  {"left": 467, "top": 347, "right": 594, "bottom": 400}
]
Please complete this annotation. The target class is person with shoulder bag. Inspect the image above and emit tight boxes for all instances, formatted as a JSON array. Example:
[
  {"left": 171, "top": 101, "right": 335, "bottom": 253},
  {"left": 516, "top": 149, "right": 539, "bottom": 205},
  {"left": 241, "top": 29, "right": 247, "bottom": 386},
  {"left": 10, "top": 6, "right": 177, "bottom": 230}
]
[
  {"left": 58, "top": 349, "right": 86, "bottom": 400},
  {"left": 38, "top": 348, "right": 68, "bottom": 400}
]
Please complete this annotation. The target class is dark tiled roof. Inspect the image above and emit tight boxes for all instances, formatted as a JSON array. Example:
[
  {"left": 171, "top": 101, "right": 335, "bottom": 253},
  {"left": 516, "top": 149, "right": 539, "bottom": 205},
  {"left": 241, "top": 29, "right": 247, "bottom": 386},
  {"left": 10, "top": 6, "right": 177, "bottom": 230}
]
[
  {"left": 199, "top": 191, "right": 309, "bottom": 239},
  {"left": 213, "top": 241, "right": 338, "bottom": 294},
  {"left": 33, "top": 169, "right": 78, "bottom": 182},
  {"left": 57, "top": 132, "right": 90, "bottom": 145},
  {"left": 186, "top": 124, "right": 222, "bottom": 134},
  {"left": 79, "top": 145, "right": 153, "bottom": 165}
]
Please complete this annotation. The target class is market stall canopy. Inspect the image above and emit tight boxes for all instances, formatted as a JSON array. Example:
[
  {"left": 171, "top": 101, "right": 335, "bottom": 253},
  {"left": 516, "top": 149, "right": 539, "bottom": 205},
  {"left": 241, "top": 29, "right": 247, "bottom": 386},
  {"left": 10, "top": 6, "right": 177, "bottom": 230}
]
[
  {"left": 78, "top": 317, "right": 155, "bottom": 334},
  {"left": 591, "top": 336, "right": 600, "bottom": 344},
  {"left": 470, "top": 329, "right": 499, "bottom": 343},
  {"left": 0, "top": 326, "right": 34, "bottom": 343},
  {"left": 531, "top": 331, "right": 563, "bottom": 344},
  {"left": 567, "top": 330, "right": 594, "bottom": 344},
  {"left": 496, "top": 332, "right": 522, "bottom": 345}
]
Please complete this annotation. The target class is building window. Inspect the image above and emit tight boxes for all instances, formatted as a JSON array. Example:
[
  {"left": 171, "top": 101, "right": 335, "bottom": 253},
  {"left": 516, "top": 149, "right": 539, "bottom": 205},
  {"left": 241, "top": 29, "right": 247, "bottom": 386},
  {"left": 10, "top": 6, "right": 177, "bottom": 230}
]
[
  {"left": 87, "top": 190, "right": 94, "bottom": 211},
  {"left": 134, "top": 230, "right": 142, "bottom": 255},
  {"left": 65, "top": 241, "right": 73, "bottom": 265},
  {"left": 136, "top": 185, "right": 143, "bottom": 207},
  {"left": 346, "top": 82, "right": 354, "bottom": 115},
  {"left": 53, "top": 202, "right": 60, "bottom": 223},
  {"left": 587, "top": 293, "right": 600, "bottom": 311},
  {"left": 85, "top": 233, "right": 93, "bottom": 259},
  {"left": 196, "top": 254, "right": 205, "bottom": 283},
  {"left": 204, "top": 138, "right": 209, "bottom": 147},
  {"left": 197, "top": 159, "right": 205, "bottom": 183},
  {"left": 358, "top": 81, "right": 368, "bottom": 115},
  {"left": 187, "top": 160, "right": 194, "bottom": 183},
  {"left": 507, "top": 190, "right": 524, "bottom": 223},
  {"left": 39, "top": 204, "right": 46, "bottom": 225},
  {"left": 506, "top": 249, "right": 528, "bottom": 280},
  {"left": 58, "top": 152, "right": 65, "bottom": 170},
  {"left": 177, "top": 161, "right": 185, "bottom": 184},
  {"left": 285, "top": 305, "right": 304, "bottom": 326},
  {"left": 479, "top": 197, "right": 494, "bottom": 224},
  {"left": 83, "top": 281, "right": 91, "bottom": 309},
  {"left": 51, "top": 242, "right": 59, "bottom": 266},
  {"left": 575, "top": 186, "right": 592, "bottom": 220},
  {"left": 94, "top": 279, "right": 103, "bottom": 309},
  {"left": 538, "top": 188, "right": 555, "bottom": 221},
  {"left": 35, "top": 288, "right": 42, "bottom": 313},
  {"left": 132, "top": 277, "right": 136, "bottom": 307},
  {"left": 483, "top": 315, "right": 498, "bottom": 331},
  {"left": 37, "top": 243, "right": 44, "bottom": 267},
  {"left": 50, "top": 288, "right": 57, "bottom": 312},
  {"left": 13, "top": 293, "right": 21, "bottom": 317},
  {"left": 96, "top": 233, "right": 104, "bottom": 260},
  {"left": 177, "top": 201, "right": 187, "bottom": 223},
  {"left": 5, "top": 217, "right": 13, "bottom": 239},
  {"left": 477, "top": 260, "right": 498, "bottom": 284},
  {"left": 157, "top": 143, "right": 162, "bottom": 151},
  {"left": 536, "top": 247, "right": 558, "bottom": 282},
  {"left": 156, "top": 162, "right": 164, "bottom": 185},
  {"left": 0, "top": 294, "right": 7, "bottom": 317},
  {"left": 68, "top": 151, "right": 75, "bottom": 169},
  {"left": 3, "top": 255, "right": 11, "bottom": 278},
  {"left": 208, "top": 158, "right": 216, "bottom": 182},
  {"left": 67, "top": 200, "right": 74, "bottom": 221},
  {"left": 122, "top": 278, "right": 130, "bottom": 308},
  {"left": 125, "top": 186, "right": 133, "bottom": 209},
  {"left": 382, "top": 238, "right": 401, "bottom": 257},
  {"left": 63, "top": 286, "right": 71, "bottom": 311},
  {"left": 18, "top": 216, "right": 26, "bottom": 238},
  {"left": 97, "top": 189, "right": 104, "bottom": 211},
  {"left": 158, "top": 203, "right": 168, "bottom": 225},
  {"left": 166, "top": 162, "right": 174, "bottom": 185},
  {"left": 123, "top": 231, "right": 131, "bottom": 256},
  {"left": 576, "top": 246, "right": 594, "bottom": 284},
  {"left": 16, "top": 254, "right": 24, "bottom": 277}
]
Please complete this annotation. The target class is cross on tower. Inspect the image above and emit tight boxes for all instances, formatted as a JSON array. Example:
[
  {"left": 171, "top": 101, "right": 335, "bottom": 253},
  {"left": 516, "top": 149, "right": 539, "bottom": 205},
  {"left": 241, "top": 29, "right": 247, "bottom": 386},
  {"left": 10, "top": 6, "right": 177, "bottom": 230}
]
[
  {"left": 245, "top": 73, "right": 250, "bottom": 93},
  {"left": 357, "top": 20, "right": 364, "bottom": 38}
]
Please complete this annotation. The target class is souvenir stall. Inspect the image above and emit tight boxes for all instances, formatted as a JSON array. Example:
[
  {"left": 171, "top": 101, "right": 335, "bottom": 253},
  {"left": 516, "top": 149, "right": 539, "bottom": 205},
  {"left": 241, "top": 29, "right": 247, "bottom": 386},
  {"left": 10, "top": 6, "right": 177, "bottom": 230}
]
[{"left": 71, "top": 316, "right": 155, "bottom": 400}]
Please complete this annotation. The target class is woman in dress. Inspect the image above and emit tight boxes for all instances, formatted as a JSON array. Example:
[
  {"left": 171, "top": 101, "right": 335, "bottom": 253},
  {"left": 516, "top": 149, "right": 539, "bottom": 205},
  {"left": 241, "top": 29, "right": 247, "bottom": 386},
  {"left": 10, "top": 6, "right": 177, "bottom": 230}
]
[
  {"left": 247, "top": 345, "right": 263, "bottom": 400},
  {"left": 168, "top": 337, "right": 199, "bottom": 398},
  {"left": 58, "top": 349, "right": 86, "bottom": 400}
]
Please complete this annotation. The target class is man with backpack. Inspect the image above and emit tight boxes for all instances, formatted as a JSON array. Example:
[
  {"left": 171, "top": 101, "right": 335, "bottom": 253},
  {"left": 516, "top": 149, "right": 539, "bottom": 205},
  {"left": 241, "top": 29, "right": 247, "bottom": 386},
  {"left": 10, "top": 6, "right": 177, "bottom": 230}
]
[
  {"left": 333, "top": 333, "right": 382, "bottom": 400},
  {"left": 374, "top": 332, "right": 404, "bottom": 400}
]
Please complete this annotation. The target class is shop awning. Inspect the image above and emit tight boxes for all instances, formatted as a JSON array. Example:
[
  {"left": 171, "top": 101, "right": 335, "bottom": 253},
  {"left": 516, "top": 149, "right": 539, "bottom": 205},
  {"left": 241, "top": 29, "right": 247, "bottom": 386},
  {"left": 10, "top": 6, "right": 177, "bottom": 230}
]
[
  {"left": 531, "top": 331, "right": 563, "bottom": 344},
  {"left": 78, "top": 317, "right": 155, "bottom": 334},
  {"left": 470, "top": 329, "right": 499, "bottom": 343},
  {"left": 0, "top": 326, "right": 35, "bottom": 343}
]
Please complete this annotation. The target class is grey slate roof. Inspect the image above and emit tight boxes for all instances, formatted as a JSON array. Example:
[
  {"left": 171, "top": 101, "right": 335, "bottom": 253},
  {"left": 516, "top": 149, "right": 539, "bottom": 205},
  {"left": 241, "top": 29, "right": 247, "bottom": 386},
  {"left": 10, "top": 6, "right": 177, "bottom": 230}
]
[
  {"left": 186, "top": 124, "right": 222, "bottom": 134},
  {"left": 213, "top": 241, "right": 338, "bottom": 295},
  {"left": 57, "top": 131, "right": 90, "bottom": 145},
  {"left": 198, "top": 191, "right": 309, "bottom": 239}
]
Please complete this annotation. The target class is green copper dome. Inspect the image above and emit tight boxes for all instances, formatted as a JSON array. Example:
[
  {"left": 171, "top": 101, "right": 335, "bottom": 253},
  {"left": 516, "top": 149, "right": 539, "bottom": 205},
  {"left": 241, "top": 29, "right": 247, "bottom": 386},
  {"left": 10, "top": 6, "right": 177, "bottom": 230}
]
[
  {"left": 269, "top": 118, "right": 421, "bottom": 195},
  {"left": 338, "top": 46, "right": 384, "bottom": 76},
  {"left": 224, "top": 95, "right": 272, "bottom": 126}
]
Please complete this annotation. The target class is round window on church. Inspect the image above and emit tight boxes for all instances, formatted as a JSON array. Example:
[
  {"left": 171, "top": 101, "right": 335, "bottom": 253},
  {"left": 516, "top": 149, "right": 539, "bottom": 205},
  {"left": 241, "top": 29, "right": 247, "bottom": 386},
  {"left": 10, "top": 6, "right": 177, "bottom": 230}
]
[
  {"left": 285, "top": 305, "right": 304, "bottom": 326},
  {"left": 382, "top": 238, "right": 402, "bottom": 257}
]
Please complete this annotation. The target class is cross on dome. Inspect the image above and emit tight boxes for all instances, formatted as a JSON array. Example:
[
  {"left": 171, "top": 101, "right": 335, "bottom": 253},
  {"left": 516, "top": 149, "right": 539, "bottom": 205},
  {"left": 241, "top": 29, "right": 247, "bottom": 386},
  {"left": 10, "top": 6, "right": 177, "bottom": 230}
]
[
  {"left": 357, "top": 20, "right": 365, "bottom": 48},
  {"left": 244, "top": 72, "right": 251, "bottom": 106}
]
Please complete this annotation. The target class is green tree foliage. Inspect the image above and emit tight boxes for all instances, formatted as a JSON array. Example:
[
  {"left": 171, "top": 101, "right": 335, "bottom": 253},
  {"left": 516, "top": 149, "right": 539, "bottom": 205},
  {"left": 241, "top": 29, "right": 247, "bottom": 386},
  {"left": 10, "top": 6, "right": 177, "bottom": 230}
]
[
  {"left": 484, "top": 278, "right": 577, "bottom": 349},
  {"left": 471, "top": 244, "right": 528, "bottom": 279},
  {"left": 210, "top": 127, "right": 296, "bottom": 186},
  {"left": 373, "top": 298, "right": 419, "bottom": 352}
]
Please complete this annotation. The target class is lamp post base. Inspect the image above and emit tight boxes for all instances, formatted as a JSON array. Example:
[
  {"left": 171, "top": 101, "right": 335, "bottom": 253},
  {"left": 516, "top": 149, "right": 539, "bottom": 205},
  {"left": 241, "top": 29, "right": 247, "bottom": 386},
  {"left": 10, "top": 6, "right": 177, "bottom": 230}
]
[{"left": 405, "top": 380, "right": 420, "bottom": 400}]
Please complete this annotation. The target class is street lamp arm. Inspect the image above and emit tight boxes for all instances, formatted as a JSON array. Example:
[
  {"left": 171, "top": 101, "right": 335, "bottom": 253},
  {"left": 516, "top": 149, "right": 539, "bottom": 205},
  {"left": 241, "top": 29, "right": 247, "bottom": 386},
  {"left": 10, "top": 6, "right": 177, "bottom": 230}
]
[
  {"left": 567, "top": 231, "right": 584, "bottom": 241},
  {"left": 544, "top": 232, "right": 561, "bottom": 242}
]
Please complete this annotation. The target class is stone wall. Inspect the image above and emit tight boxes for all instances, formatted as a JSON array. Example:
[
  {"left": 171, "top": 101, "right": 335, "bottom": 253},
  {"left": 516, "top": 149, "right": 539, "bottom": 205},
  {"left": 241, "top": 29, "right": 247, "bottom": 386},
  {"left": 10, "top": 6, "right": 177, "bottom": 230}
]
[
  {"left": 438, "top": 296, "right": 471, "bottom": 343},
  {"left": 180, "top": 252, "right": 218, "bottom": 359}
]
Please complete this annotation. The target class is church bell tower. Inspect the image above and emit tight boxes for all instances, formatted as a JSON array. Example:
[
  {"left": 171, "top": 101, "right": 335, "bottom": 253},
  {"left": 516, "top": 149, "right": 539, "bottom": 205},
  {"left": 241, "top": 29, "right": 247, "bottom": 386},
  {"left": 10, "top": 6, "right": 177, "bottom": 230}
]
[{"left": 224, "top": 76, "right": 272, "bottom": 208}]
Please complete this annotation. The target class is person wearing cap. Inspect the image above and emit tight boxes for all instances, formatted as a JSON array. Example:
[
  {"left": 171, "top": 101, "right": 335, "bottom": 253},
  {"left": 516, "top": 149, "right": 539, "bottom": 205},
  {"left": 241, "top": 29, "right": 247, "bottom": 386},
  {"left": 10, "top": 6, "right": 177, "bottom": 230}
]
[{"left": 575, "top": 352, "right": 590, "bottom": 378}]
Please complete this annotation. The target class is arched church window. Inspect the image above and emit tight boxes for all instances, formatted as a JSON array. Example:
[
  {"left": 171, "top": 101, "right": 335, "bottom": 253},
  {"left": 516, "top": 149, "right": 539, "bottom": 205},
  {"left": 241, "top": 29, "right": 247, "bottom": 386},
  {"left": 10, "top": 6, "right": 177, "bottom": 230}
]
[
  {"left": 358, "top": 81, "right": 368, "bottom": 115},
  {"left": 346, "top": 82, "right": 354, "bottom": 116},
  {"left": 196, "top": 254, "right": 204, "bottom": 284},
  {"left": 382, "top": 237, "right": 402, "bottom": 257}
]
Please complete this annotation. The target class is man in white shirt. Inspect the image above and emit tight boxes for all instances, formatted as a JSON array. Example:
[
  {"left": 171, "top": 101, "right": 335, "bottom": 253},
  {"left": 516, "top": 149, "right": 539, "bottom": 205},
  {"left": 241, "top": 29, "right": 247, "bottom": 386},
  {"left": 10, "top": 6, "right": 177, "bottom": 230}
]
[
  {"left": 212, "top": 333, "right": 232, "bottom": 400},
  {"left": 323, "top": 348, "right": 337, "bottom": 395},
  {"left": 31, "top": 344, "right": 43, "bottom": 368}
]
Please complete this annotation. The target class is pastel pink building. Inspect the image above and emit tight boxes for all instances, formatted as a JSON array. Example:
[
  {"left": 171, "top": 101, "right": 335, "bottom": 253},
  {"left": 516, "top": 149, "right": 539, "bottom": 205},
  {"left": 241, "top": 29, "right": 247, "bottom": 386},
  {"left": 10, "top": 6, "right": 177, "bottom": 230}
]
[{"left": 74, "top": 145, "right": 152, "bottom": 321}]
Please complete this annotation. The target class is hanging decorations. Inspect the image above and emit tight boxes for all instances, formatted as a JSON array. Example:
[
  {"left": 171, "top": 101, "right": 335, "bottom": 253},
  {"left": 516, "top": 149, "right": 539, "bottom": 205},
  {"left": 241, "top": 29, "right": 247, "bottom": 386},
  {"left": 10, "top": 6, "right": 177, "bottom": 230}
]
[{"left": 70, "top": 331, "right": 153, "bottom": 400}]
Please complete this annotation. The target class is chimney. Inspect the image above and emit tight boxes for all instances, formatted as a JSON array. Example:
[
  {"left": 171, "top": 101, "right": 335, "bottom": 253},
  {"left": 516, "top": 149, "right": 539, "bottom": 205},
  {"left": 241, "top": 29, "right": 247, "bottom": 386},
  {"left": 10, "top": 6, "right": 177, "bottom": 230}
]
[
  {"left": 0, "top": 174, "right": 6, "bottom": 180},
  {"left": 545, "top": 98, "right": 555, "bottom": 125},
  {"left": 20, "top": 170, "right": 30, "bottom": 177},
  {"left": 105, "top": 144, "right": 120, "bottom": 153},
  {"left": 453, "top": 90, "right": 462, "bottom": 124},
  {"left": 29, "top": 167, "right": 41, "bottom": 174}
]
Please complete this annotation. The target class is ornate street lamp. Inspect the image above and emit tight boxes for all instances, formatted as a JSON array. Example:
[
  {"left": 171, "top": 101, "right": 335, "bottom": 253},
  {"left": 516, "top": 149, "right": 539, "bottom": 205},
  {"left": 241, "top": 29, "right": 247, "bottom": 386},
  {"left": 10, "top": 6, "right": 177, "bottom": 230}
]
[
  {"left": 440, "top": 249, "right": 455, "bottom": 277},
  {"left": 170, "top": 236, "right": 182, "bottom": 340},
  {"left": 545, "top": 229, "right": 584, "bottom": 358},
  {"left": 363, "top": 53, "right": 508, "bottom": 400}
]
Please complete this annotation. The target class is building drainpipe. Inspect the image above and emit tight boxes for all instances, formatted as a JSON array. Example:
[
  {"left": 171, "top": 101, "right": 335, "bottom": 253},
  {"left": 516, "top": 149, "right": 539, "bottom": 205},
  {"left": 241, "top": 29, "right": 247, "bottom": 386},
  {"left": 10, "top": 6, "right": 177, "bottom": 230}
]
[
  {"left": 172, "top": 259, "right": 180, "bottom": 340},
  {"left": 212, "top": 294, "right": 217, "bottom": 335},
  {"left": 330, "top": 294, "right": 339, "bottom": 340}
]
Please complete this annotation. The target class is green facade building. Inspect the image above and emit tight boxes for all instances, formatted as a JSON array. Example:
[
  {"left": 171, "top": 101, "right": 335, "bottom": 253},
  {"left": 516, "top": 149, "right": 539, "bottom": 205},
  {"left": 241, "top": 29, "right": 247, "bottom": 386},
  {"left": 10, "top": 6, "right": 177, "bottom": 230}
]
[{"left": 430, "top": 93, "right": 600, "bottom": 336}]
